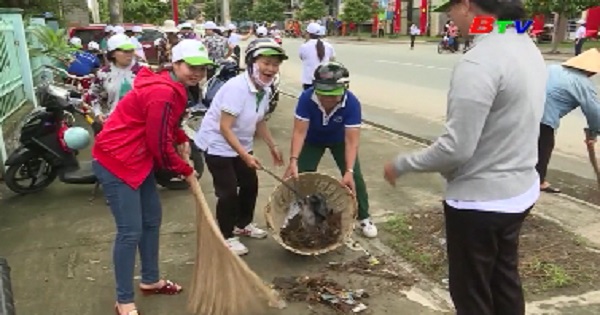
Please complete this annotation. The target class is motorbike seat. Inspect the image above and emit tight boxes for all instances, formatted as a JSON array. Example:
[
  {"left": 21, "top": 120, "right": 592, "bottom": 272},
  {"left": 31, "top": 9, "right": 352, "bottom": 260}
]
[{"left": 59, "top": 160, "right": 97, "bottom": 184}]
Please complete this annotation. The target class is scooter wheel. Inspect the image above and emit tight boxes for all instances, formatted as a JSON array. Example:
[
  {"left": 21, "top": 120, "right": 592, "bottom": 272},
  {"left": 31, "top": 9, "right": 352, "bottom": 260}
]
[
  {"left": 155, "top": 141, "right": 205, "bottom": 190},
  {"left": 437, "top": 44, "right": 443, "bottom": 54},
  {"left": 4, "top": 153, "right": 57, "bottom": 195}
]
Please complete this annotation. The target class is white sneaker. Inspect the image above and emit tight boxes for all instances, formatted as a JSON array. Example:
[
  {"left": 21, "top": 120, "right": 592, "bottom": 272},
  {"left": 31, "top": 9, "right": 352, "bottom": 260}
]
[
  {"left": 233, "top": 223, "right": 268, "bottom": 239},
  {"left": 226, "top": 237, "right": 249, "bottom": 255},
  {"left": 359, "top": 219, "right": 378, "bottom": 238}
]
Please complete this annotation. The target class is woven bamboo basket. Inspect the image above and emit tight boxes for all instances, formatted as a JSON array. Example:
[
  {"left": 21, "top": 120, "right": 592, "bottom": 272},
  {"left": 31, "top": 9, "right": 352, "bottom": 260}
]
[{"left": 264, "top": 172, "right": 357, "bottom": 256}]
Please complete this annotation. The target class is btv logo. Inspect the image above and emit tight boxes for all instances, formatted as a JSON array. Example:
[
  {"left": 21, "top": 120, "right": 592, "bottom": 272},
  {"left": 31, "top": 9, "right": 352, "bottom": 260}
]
[{"left": 470, "top": 16, "right": 534, "bottom": 34}]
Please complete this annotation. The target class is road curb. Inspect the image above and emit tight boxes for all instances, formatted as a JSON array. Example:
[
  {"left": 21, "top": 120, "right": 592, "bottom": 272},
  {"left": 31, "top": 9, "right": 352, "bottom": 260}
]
[{"left": 278, "top": 90, "right": 600, "bottom": 212}]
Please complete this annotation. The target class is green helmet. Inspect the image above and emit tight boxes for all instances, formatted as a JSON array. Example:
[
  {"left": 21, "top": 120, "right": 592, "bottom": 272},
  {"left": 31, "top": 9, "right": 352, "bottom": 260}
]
[{"left": 312, "top": 62, "right": 350, "bottom": 96}]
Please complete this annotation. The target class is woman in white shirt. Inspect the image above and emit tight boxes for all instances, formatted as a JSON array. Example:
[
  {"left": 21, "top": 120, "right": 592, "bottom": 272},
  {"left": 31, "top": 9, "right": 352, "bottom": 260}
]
[
  {"left": 299, "top": 22, "right": 335, "bottom": 90},
  {"left": 226, "top": 23, "right": 253, "bottom": 59},
  {"left": 194, "top": 39, "right": 286, "bottom": 256}
]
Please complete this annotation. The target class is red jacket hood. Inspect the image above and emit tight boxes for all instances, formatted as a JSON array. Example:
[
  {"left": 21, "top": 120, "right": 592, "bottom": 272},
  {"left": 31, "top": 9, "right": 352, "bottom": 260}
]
[{"left": 134, "top": 67, "right": 187, "bottom": 100}]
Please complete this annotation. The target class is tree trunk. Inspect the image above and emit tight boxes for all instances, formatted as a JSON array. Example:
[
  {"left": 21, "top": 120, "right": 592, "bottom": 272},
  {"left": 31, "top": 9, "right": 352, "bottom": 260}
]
[
  {"left": 108, "top": 0, "right": 124, "bottom": 24},
  {"left": 550, "top": 13, "right": 568, "bottom": 54}
]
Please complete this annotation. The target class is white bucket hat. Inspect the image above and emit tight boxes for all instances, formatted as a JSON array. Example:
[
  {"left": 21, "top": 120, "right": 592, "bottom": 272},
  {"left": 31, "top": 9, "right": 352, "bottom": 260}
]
[
  {"left": 107, "top": 34, "right": 136, "bottom": 52},
  {"left": 171, "top": 39, "right": 214, "bottom": 66},
  {"left": 203, "top": 21, "right": 218, "bottom": 30},
  {"left": 113, "top": 25, "right": 125, "bottom": 34},
  {"left": 306, "top": 22, "right": 320, "bottom": 35},
  {"left": 161, "top": 19, "right": 179, "bottom": 33},
  {"left": 132, "top": 25, "right": 143, "bottom": 33}
]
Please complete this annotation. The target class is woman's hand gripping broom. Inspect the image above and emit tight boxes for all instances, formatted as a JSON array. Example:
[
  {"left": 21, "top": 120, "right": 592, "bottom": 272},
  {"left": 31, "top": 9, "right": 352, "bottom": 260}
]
[{"left": 184, "top": 169, "right": 284, "bottom": 315}]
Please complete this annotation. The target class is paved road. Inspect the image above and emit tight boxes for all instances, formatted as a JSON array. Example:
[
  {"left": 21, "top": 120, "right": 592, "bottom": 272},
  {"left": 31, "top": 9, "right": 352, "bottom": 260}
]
[{"left": 275, "top": 38, "right": 600, "bottom": 182}]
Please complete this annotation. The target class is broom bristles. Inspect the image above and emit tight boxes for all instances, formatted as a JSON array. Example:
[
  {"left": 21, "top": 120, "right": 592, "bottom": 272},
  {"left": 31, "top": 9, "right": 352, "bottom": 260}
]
[{"left": 187, "top": 178, "right": 281, "bottom": 315}]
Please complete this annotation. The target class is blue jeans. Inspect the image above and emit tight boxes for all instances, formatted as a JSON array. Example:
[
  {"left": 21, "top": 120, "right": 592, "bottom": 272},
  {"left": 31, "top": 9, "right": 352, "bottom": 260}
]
[{"left": 92, "top": 161, "right": 162, "bottom": 303}]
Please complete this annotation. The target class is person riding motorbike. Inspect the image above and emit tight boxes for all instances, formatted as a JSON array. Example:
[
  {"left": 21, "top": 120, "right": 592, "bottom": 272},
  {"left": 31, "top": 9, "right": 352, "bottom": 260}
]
[
  {"left": 226, "top": 23, "right": 253, "bottom": 59},
  {"left": 202, "top": 21, "right": 231, "bottom": 79},
  {"left": 65, "top": 37, "right": 100, "bottom": 91},
  {"left": 255, "top": 26, "right": 268, "bottom": 38},
  {"left": 178, "top": 22, "right": 197, "bottom": 39}
]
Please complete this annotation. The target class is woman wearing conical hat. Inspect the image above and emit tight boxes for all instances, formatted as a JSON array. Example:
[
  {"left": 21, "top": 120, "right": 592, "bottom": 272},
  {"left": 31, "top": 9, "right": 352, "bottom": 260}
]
[{"left": 537, "top": 48, "right": 600, "bottom": 193}]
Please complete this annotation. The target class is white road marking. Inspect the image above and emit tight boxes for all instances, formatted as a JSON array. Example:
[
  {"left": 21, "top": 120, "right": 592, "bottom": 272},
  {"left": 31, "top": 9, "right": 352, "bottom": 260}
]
[{"left": 375, "top": 59, "right": 452, "bottom": 71}]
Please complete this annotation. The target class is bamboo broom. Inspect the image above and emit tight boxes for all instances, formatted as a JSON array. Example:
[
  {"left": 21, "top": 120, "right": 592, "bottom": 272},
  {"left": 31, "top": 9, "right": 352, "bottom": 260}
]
[{"left": 186, "top": 176, "right": 282, "bottom": 315}]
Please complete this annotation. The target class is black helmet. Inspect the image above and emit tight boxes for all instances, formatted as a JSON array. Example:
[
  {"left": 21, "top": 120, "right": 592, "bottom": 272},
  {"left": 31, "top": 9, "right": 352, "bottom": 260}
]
[
  {"left": 244, "top": 38, "right": 288, "bottom": 65},
  {"left": 313, "top": 62, "right": 350, "bottom": 94}
]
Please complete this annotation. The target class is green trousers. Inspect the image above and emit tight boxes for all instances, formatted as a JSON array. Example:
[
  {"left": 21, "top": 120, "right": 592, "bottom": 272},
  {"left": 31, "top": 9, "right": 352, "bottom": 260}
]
[{"left": 297, "top": 142, "right": 370, "bottom": 220}]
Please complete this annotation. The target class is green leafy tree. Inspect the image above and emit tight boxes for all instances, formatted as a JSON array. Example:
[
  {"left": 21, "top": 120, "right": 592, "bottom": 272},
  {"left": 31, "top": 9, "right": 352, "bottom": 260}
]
[
  {"left": 231, "top": 0, "right": 254, "bottom": 22},
  {"left": 297, "top": 0, "right": 326, "bottom": 21},
  {"left": 202, "top": 0, "right": 220, "bottom": 22},
  {"left": 526, "top": 0, "right": 597, "bottom": 53},
  {"left": 98, "top": 0, "right": 194, "bottom": 24},
  {"left": 340, "top": 0, "right": 373, "bottom": 38},
  {"left": 251, "top": 0, "right": 286, "bottom": 23},
  {"left": 28, "top": 26, "right": 77, "bottom": 64}
]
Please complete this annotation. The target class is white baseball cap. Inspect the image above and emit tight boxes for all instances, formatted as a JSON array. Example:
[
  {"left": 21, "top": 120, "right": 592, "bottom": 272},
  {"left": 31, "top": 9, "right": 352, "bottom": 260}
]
[
  {"left": 69, "top": 37, "right": 82, "bottom": 48},
  {"left": 107, "top": 34, "right": 136, "bottom": 52},
  {"left": 88, "top": 41, "right": 100, "bottom": 50},
  {"left": 171, "top": 39, "right": 214, "bottom": 66},
  {"left": 104, "top": 25, "right": 114, "bottom": 32},
  {"left": 178, "top": 22, "right": 193, "bottom": 30},
  {"left": 113, "top": 25, "right": 125, "bottom": 34},
  {"left": 132, "top": 25, "right": 143, "bottom": 33},
  {"left": 227, "top": 23, "right": 237, "bottom": 30},
  {"left": 306, "top": 22, "right": 320, "bottom": 35},
  {"left": 256, "top": 26, "right": 268, "bottom": 36},
  {"left": 577, "top": 19, "right": 586, "bottom": 24},
  {"left": 203, "top": 21, "right": 218, "bottom": 30}
]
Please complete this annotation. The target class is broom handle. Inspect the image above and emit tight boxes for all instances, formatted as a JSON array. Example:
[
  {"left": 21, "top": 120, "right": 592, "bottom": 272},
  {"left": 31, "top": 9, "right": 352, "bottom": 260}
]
[{"left": 260, "top": 167, "right": 303, "bottom": 199}]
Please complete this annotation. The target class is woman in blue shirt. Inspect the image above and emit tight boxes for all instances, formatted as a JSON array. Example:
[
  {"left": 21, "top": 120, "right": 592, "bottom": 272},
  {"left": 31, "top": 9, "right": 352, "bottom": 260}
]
[
  {"left": 537, "top": 48, "right": 600, "bottom": 193},
  {"left": 283, "top": 62, "right": 377, "bottom": 238}
]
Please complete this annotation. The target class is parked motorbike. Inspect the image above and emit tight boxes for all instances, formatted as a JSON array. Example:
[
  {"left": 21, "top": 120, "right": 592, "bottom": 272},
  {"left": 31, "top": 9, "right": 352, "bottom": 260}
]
[
  {"left": 2, "top": 65, "right": 204, "bottom": 195},
  {"left": 437, "top": 37, "right": 457, "bottom": 54}
]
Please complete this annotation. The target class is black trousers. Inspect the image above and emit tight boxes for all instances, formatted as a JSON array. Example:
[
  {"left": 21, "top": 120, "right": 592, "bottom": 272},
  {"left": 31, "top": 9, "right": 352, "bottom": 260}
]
[
  {"left": 536, "top": 123, "right": 555, "bottom": 183},
  {"left": 410, "top": 35, "right": 416, "bottom": 48},
  {"left": 575, "top": 38, "right": 586, "bottom": 56},
  {"left": 204, "top": 153, "right": 259, "bottom": 239},
  {"left": 444, "top": 202, "right": 531, "bottom": 315}
]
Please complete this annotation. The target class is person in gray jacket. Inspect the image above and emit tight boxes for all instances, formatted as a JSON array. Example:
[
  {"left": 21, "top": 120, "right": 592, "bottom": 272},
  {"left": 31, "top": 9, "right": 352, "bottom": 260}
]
[
  {"left": 536, "top": 48, "right": 600, "bottom": 193},
  {"left": 382, "top": 0, "right": 546, "bottom": 314}
]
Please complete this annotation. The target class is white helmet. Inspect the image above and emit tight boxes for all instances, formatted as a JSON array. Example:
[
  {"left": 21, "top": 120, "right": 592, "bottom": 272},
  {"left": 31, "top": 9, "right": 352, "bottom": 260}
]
[
  {"left": 256, "top": 26, "right": 268, "bottom": 37},
  {"left": 244, "top": 38, "right": 288, "bottom": 65},
  {"left": 88, "top": 41, "right": 100, "bottom": 50},
  {"left": 69, "top": 37, "right": 83, "bottom": 48}
]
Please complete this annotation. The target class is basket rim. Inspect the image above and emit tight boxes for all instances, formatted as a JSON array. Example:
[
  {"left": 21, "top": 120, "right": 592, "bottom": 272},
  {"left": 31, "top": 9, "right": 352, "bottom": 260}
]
[{"left": 264, "top": 172, "right": 358, "bottom": 256}]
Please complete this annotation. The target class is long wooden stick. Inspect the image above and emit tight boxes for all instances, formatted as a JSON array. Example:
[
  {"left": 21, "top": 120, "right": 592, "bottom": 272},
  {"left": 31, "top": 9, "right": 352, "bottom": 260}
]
[{"left": 584, "top": 128, "right": 600, "bottom": 188}]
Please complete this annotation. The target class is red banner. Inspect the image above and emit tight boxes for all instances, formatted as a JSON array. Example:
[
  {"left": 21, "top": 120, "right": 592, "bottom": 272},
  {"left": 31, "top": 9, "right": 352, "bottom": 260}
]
[
  {"left": 393, "top": 0, "right": 401, "bottom": 33},
  {"left": 372, "top": 2, "right": 379, "bottom": 34},
  {"left": 419, "top": 0, "right": 427, "bottom": 34},
  {"left": 172, "top": 0, "right": 179, "bottom": 23}
]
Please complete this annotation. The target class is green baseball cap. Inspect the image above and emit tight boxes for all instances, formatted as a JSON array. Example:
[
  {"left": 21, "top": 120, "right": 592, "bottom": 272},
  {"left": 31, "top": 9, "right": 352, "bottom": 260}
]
[
  {"left": 172, "top": 39, "right": 214, "bottom": 66},
  {"left": 314, "top": 86, "right": 345, "bottom": 96}
]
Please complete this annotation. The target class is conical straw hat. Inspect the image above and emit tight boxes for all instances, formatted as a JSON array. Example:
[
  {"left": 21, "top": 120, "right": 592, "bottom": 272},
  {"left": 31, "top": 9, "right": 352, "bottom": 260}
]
[{"left": 562, "top": 48, "right": 600, "bottom": 74}]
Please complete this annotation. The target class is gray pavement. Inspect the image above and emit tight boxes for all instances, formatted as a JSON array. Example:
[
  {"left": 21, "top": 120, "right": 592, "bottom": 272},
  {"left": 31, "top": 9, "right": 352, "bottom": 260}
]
[
  {"left": 276, "top": 38, "right": 600, "bottom": 185},
  {"left": 2, "top": 96, "right": 600, "bottom": 314}
]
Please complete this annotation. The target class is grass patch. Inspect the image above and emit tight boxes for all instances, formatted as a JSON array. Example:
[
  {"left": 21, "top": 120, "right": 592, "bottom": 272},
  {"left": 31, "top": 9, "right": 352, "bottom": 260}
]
[{"left": 380, "top": 210, "right": 600, "bottom": 299}]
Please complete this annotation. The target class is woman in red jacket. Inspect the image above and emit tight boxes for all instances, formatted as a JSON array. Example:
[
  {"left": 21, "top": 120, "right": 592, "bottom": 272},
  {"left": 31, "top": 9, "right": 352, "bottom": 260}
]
[{"left": 92, "top": 39, "right": 213, "bottom": 315}]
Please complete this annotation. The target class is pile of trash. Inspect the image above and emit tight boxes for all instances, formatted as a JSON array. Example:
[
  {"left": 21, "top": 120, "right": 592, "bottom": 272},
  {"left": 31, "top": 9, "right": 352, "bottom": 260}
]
[
  {"left": 272, "top": 275, "right": 369, "bottom": 313},
  {"left": 280, "top": 193, "right": 342, "bottom": 250}
]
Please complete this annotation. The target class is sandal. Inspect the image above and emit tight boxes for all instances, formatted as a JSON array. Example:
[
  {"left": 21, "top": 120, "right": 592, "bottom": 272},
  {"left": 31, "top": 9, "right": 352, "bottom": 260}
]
[
  {"left": 139, "top": 279, "right": 183, "bottom": 296},
  {"left": 114, "top": 305, "right": 141, "bottom": 315},
  {"left": 541, "top": 186, "right": 561, "bottom": 193}
]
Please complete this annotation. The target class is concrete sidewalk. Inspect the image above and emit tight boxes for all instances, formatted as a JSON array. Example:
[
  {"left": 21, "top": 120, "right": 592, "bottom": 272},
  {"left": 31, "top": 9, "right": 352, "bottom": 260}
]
[{"left": 1, "top": 96, "right": 600, "bottom": 314}]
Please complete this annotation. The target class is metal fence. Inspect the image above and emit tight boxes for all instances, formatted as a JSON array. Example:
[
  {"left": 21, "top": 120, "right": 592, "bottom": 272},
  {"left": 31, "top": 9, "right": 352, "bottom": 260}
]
[{"left": 0, "top": 8, "right": 40, "bottom": 175}]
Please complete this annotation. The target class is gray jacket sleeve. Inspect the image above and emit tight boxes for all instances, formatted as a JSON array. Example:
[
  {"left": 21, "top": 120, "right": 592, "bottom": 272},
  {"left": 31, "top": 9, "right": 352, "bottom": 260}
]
[{"left": 394, "top": 59, "right": 498, "bottom": 175}]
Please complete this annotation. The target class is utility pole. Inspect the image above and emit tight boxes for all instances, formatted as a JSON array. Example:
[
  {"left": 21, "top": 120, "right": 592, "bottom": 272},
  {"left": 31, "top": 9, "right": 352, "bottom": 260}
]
[
  {"left": 90, "top": 0, "right": 101, "bottom": 23},
  {"left": 222, "top": 0, "right": 231, "bottom": 25}
]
